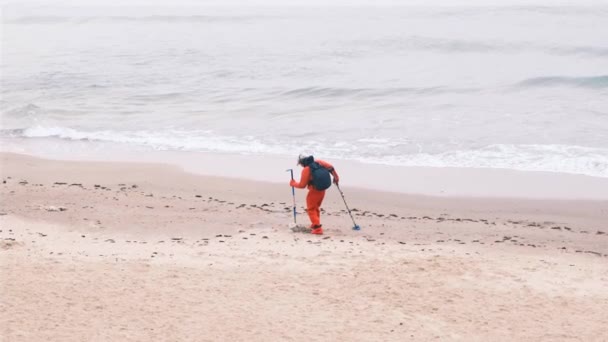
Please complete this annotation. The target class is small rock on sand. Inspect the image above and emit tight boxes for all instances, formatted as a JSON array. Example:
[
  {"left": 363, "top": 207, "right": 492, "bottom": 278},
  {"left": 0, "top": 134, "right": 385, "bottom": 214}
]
[{"left": 45, "top": 206, "right": 67, "bottom": 212}]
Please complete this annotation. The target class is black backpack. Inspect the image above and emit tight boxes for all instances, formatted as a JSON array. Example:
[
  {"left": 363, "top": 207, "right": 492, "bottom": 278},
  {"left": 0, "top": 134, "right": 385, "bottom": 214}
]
[{"left": 309, "top": 162, "right": 332, "bottom": 190}]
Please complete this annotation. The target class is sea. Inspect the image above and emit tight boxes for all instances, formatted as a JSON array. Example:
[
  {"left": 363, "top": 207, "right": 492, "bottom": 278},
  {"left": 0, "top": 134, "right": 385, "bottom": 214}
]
[{"left": 2, "top": 1, "right": 608, "bottom": 178}]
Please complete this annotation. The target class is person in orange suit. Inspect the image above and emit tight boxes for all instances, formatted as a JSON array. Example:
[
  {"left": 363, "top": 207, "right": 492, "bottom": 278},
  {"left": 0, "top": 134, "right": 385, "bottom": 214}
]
[{"left": 289, "top": 155, "right": 339, "bottom": 235}]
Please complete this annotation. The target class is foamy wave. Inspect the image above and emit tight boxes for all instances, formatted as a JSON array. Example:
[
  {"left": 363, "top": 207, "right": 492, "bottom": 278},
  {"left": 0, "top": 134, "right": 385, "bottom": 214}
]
[
  {"left": 12, "top": 126, "right": 293, "bottom": 155},
  {"left": 5, "top": 126, "right": 608, "bottom": 178},
  {"left": 358, "top": 144, "right": 608, "bottom": 178}
]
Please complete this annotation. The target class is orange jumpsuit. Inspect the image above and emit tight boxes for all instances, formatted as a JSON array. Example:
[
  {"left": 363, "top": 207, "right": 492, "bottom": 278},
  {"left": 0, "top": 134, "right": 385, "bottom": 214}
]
[{"left": 290, "top": 160, "right": 339, "bottom": 227}]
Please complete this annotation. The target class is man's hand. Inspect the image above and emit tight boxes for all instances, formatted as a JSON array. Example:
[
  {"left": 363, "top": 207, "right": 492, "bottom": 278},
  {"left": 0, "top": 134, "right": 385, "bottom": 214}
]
[
  {"left": 290, "top": 179, "right": 297, "bottom": 187},
  {"left": 333, "top": 177, "right": 339, "bottom": 185}
]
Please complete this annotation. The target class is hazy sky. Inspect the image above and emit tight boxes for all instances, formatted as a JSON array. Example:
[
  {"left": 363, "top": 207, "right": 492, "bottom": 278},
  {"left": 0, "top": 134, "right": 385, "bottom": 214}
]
[{"left": 2, "top": 0, "right": 608, "bottom": 7}]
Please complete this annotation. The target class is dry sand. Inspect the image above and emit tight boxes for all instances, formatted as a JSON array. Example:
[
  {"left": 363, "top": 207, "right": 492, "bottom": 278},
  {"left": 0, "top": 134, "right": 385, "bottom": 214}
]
[{"left": 1, "top": 152, "right": 607, "bottom": 341}]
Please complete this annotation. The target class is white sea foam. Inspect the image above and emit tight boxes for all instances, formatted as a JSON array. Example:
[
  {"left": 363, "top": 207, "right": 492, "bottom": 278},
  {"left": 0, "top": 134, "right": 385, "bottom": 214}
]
[
  {"left": 358, "top": 144, "right": 608, "bottom": 178},
  {"left": 6, "top": 126, "right": 607, "bottom": 178}
]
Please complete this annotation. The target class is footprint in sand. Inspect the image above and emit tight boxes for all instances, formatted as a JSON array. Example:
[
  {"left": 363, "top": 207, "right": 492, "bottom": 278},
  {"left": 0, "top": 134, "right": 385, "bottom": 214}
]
[{"left": 1, "top": 239, "right": 23, "bottom": 250}]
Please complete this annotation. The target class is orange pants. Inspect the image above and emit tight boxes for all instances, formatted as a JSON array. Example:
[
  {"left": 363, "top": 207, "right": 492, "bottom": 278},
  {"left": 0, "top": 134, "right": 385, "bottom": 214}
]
[{"left": 306, "top": 188, "right": 326, "bottom": 227}]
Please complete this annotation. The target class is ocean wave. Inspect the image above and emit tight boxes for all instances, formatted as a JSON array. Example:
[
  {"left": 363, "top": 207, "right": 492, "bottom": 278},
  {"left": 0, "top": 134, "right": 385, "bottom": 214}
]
[
  {"left": 516, "top": 75, "right": 608, "bottom": 89},
  {"left": 1, "top": 104, "right": 44, "bottom": 126},
  {"left": 3, "top": 126, "right": 607, "bottom": 178},
  {"left": 496, "top": 5, "right": 608, "bottom": 17},
  {"left": 0, "top": 104, "right": 90, "bottom": 130},
  {"left": 401, "top": 5, "right": 608, "bottom": 18},
  {"left": 358, "top": 144, "right": 608, "bottom": 178},
  {"left": 361, "top": 36, "right": 608, "bottom": 57},
  {"left": 1, "top": 126, "right": 292, "bottom": 155},
  {"left": 549, "top": 46, "right": 608, "bottom": 57},
  {"left": 277, "top": 86, "right": 475, "bottom": 99},
  {"left": 4, "top": 103, "right": 42, "bottom": 116}
]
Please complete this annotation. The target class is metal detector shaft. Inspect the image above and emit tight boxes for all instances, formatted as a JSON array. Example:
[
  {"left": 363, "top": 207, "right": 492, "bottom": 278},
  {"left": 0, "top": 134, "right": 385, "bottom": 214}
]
[
  {"left": 286, "top": 169, "right": 297, "bottom": 224},
  {"left": 336, "top": 184, "right": 361, "bottom": 230}
]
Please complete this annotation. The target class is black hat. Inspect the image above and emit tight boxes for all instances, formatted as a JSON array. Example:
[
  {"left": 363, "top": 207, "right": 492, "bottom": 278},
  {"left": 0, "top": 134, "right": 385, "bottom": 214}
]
[{"left": 297, "top": 154, "right": 314, "bottom": 167}]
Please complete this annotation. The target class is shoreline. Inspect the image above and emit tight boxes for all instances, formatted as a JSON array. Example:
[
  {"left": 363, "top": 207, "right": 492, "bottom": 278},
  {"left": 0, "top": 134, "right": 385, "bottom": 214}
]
[{"left": 2, "top": 137, "right": 608, "bottom": 200}]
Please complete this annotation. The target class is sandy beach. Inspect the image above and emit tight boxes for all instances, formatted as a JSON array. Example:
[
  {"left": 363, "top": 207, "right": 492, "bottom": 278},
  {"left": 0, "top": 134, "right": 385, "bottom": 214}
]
[
  {"left": 3, "top": 2, "right": 607, "bottom": 340},
  {"left": 1, "top": 152, "right": 607, "bottom": 341}
]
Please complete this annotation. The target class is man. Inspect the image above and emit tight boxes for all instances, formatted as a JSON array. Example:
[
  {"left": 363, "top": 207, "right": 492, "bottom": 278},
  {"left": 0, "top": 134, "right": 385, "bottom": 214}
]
[{"left": 289, "top": 154, "right": 339, "bottom": 235}]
